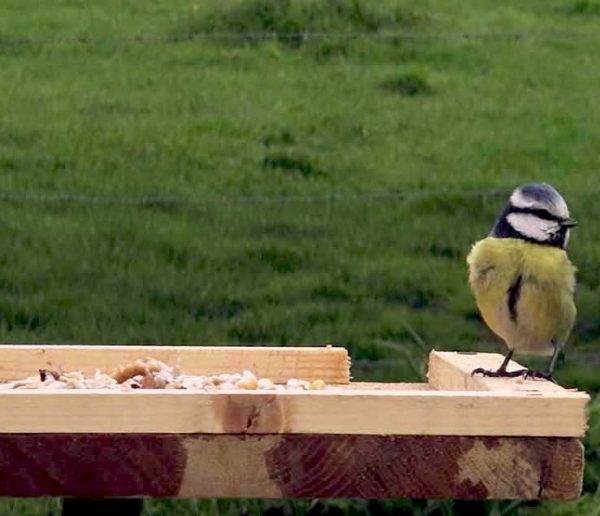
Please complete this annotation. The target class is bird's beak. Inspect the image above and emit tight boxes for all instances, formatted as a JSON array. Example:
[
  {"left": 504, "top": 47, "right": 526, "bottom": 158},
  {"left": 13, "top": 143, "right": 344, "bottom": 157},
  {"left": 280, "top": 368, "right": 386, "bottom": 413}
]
[{"left": 561, "top": 218, "right": 578, "bottom": 228}]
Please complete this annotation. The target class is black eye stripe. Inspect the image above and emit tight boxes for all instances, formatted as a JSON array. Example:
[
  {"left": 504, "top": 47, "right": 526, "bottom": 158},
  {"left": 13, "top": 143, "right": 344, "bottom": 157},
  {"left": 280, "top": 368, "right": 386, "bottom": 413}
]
[{"left": 509, "top": 207, "right": 562, "bottom": 222}]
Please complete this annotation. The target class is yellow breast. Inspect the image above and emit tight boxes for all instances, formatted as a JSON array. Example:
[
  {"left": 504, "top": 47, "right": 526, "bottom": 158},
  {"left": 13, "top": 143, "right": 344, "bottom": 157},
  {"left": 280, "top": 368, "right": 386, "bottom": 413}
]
[{"left": 466, "top": 238, "right": 576, "bottom": 355}]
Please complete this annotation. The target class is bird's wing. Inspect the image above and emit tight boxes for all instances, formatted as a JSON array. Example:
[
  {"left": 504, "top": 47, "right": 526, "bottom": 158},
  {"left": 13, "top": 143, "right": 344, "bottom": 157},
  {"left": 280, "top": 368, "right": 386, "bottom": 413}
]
[
  {"left": 466, "top": 238, "right": 524, "bottom": 344},
  {"left": 518, "top": 248, "right": 577, "bottom": 349}
]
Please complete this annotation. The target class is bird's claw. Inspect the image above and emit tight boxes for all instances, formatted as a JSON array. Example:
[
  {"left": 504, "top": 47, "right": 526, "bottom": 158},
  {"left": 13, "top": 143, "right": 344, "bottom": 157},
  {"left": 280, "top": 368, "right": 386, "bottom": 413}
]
[
  {"left": 523, "top": 369, "right": 556, "bottom": 383},
  {"left": 471, "top": 367, "right": 494, "bottom": 377},
  {"left": 471, "top": 367, "right": 556, "bottom": 383},
  {"left": 471, "top": 367, "right": 528, "bottom": 378}
]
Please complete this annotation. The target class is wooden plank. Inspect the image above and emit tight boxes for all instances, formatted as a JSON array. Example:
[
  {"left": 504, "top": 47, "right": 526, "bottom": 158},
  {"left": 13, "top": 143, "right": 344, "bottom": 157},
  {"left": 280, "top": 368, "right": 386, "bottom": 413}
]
[
  {"left": 427, "top": 351, "right": 585, "bottom": 394},
  {"left": 0, "top": 434, "right": 583, "bottom": 500},
  {"left": 0, "top": 345, "right": 350, "bottom": 384},
  {"left": 0, "top": 388, "right": 587, "bottom": 436}
]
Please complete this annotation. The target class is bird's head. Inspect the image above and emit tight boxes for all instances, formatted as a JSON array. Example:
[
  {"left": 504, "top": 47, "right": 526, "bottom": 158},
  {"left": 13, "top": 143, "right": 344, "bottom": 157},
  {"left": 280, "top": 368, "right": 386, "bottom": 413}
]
[{"left": 491, "top": 182, "right": 576, "bottom": 249}]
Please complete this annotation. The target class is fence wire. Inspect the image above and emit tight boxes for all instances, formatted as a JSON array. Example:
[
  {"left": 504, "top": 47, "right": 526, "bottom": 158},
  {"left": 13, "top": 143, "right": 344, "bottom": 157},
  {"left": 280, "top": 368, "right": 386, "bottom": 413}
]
[
  {"left": 0, "top": 187, "right": 595, "bottom": 210},
  {"left": 0, "top": 189, "right": 508, "bottom": 209},
  {"left": 1, "top": 30, "right": 600, "bottom": 47}
]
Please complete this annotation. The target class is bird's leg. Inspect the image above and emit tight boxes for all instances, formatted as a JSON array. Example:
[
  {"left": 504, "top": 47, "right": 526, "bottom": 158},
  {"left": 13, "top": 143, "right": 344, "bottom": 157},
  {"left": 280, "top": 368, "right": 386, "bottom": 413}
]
[
  {"left": 496, "top": 349, "right": 513, "bottom": 374},
  {"left": 523, "top": 345, "right": 560, "bottom": 383},
  {"left": 547, "top": 344, "right": 561, "bottom": 375},
  {"left": 471, "top": 349, "right": 528, "bottom": 378}
]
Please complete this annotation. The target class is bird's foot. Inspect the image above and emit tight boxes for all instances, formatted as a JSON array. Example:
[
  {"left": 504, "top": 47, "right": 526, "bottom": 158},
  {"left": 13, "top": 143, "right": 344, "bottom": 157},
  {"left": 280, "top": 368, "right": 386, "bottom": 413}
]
[
  {"left": 523, "top": 369, "right": 556, "bottom": 383},
  {"left": 471, "top": 367, "right": 528, "bottom": 378},
  {"left": 471, "top": 367, "right": 557, "bottom": 383}
]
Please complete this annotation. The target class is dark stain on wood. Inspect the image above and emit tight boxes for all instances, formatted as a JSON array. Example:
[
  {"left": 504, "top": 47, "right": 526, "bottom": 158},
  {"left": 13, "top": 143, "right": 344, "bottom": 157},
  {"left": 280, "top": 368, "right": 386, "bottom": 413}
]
[
  {"left": 480, "top": 436, "right": 502, "bottom": 450},
  {"left": 0, "top": 434, "right": 186, "bottom": 497},
  {"left": 534, "top": 438, "right": 584, "bottom": 499},
  {"left": 0, "top": 434, "right": 583, "bottom": 499},
  {"left": 264, "top": 435, "right": 584, "bottom": 500},
  {"left": 212, "top": 394, "right": 285, "bottom": 433},
  {"left": 264, "top": 435, "right": 479, "bottom": 498}
]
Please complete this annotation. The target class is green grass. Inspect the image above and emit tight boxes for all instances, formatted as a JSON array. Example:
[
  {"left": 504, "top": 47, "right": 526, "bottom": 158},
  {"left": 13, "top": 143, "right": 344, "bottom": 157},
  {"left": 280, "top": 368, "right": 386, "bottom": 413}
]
[{"left": 0, "top": 1, "right": 599, "bottom": 514}]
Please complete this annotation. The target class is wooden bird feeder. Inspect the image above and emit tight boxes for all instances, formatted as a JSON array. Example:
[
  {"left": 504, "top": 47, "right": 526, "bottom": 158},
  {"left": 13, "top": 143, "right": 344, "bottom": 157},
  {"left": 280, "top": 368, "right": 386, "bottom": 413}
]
[{"left": 0, "top": 345, "right": 589, "bottom": 500}]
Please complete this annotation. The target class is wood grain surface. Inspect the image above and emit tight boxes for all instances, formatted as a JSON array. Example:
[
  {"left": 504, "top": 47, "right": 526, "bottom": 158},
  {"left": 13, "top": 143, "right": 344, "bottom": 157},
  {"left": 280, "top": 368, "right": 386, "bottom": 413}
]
[
  {"left": 0, "top": 387, "right": 587, "bottom": 436},
  {"left": 0, "top": 434, "right": 583, "bottom": 500}
]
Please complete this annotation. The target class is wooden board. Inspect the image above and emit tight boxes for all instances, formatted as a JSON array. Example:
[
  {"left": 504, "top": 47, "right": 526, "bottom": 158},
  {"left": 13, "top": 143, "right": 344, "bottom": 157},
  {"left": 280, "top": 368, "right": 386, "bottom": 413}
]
[
  {"left": 0, "top": 387, "right": 587, "bottom": 436},
  {"left": 0, "top": 434, "right": 583, "bottom": 500},
  {"left": 0, "top": 348, "right": 588, "bottom": 501},
  {"left": 427, "top": 351, "right": 583, "bottom": 394},
  {"left": 0, "top": 345, "right": 350, "bottom": 384},
  {"left": 0, "top": 349, "right": 588, "bottom": 436}
]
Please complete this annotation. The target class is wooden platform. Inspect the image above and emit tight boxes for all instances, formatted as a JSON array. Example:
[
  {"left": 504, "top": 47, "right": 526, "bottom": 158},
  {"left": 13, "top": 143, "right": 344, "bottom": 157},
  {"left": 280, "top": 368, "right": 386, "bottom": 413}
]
[{"left": 0, "top": 345, "right": 589, "bottom": 500}]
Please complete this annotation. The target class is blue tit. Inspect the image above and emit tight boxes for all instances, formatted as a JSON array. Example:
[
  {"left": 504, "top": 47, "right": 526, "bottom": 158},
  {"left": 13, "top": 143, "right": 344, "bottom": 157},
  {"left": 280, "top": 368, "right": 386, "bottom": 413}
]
[{"left": 467, "top": 182, "right": 577, "bottom": 380}]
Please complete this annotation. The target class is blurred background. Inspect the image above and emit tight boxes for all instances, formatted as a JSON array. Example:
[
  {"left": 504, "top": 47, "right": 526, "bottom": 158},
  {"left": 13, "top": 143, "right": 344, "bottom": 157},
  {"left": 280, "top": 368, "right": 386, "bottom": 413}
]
[{"left": 0, "top": 0, "right": 598, "bottom": 514}]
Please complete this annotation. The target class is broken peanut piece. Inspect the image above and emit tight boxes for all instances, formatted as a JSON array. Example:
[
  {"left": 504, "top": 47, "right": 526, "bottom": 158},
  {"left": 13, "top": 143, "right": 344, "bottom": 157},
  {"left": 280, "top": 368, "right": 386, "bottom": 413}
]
[
  {"left": 111, "top": 358, "right": 163, "bottom": 384},
  {"left": 310, "top": 379, "right": 326, "bottom": 390}
]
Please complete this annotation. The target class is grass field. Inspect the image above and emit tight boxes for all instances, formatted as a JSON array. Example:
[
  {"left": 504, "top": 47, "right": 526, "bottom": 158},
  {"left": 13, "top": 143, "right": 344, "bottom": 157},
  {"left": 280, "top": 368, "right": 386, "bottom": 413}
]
[{"left": 0, "top": 0, "right": 599, "bottom": 514}]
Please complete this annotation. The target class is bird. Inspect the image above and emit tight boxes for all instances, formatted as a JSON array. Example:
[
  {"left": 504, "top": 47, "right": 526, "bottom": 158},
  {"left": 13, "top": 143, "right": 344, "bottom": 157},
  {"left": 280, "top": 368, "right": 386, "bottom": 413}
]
[{"left": 467, "top": 182, "right": 577, "bottom": 380}]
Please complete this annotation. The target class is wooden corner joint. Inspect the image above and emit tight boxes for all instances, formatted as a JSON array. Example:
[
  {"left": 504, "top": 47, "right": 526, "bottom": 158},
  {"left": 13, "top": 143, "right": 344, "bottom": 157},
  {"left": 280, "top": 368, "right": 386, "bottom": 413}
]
[{"left": 427, "top": 349, "right": 591, "bottom": 397}]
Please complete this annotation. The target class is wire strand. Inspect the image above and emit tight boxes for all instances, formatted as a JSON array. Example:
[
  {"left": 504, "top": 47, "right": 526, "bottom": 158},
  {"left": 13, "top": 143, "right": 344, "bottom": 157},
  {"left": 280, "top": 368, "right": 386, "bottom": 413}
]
[
  {"left": 1, "top": 30, "right": 599, "bottom": 46},
  {"left": 0, "top": 187, "right": 595, "bottom": 210}
]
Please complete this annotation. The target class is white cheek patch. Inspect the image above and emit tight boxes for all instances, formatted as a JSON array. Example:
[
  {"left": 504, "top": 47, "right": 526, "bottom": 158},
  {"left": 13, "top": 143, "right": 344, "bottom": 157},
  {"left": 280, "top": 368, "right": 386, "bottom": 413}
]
[{"left": 506, "top": 213, "right": 560, "bottom": 242}]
